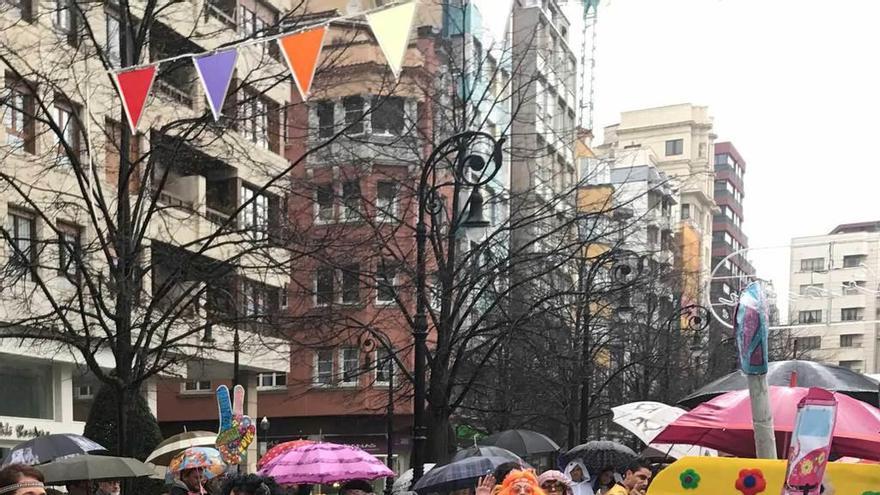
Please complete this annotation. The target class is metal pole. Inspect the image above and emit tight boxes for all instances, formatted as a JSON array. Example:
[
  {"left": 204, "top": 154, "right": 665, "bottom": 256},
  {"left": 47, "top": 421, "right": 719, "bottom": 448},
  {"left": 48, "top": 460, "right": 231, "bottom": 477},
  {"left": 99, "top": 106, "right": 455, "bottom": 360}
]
[
  {"left": 233, "top": 324, "right": 240, "bottom": 388},
  {"left": 385, "top": 356, "right": 395, "bottom": 495},
  {"left": 411, "top": 216, "right": 428, "bottom": 484}
]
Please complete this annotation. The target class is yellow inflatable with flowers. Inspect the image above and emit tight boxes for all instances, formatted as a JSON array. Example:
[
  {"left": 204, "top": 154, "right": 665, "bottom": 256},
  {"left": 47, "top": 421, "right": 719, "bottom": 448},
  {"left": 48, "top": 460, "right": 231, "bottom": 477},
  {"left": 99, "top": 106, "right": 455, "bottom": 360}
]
[{"left": 647, "top": 457, "right": 880, "bottom": 494}]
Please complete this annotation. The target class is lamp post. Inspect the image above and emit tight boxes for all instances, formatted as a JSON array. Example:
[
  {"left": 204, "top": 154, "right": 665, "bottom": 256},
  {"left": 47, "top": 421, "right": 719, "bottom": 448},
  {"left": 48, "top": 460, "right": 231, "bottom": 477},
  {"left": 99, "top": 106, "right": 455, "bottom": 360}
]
[{"left": 411, "top": 131, "right": 505, "bottom": 485}]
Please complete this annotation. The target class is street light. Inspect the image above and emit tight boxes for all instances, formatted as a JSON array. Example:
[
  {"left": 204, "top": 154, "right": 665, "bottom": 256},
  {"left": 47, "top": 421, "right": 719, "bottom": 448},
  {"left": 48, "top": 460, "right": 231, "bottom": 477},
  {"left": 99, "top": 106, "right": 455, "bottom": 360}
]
[{"left": 411, "top": 131, "right": 505, "bottom": 485}]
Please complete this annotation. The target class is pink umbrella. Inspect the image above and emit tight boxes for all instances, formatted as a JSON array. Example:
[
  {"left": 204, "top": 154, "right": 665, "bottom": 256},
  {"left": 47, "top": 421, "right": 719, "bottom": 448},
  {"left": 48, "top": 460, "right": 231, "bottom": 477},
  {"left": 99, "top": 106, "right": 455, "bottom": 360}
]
[
  {"left": 258, "top": 442, "right": 394, "bottom": 484},
  {"left": 654, "top": 386, "right": 880, "bottom": 460}
]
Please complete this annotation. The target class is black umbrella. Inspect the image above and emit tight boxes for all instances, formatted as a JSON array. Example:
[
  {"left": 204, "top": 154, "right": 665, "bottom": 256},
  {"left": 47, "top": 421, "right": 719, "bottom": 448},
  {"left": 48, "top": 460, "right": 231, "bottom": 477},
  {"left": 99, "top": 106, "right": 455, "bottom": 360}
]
[
  {"left": 37, "top": 455, "right": 154, "bottom": 484},
  {"left": 678, "top": 360, "right": 880, "bottom": 408},
  {"left": 451, "top": 446, "right": 524, "bottom": 464},
  {"left": 413, "top": 456, "right": 529, "bottom": 494},
  {"left": 478, "top": 429, "right": 560, "bottom": 458},
  {"left": 1, "top": 434, "right": 107, "bottom": 466},
  {"left": 563, "top": 441, "right": 637, "bottom": 475}
]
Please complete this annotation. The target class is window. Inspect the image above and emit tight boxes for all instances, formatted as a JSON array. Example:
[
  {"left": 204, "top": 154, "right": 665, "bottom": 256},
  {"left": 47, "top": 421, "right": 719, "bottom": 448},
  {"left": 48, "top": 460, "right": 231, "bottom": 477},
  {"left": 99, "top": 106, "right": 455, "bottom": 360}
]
[
  {"left": 280, "top": 283, "right": 288, "bottom": 309},
  {"left": 57, "top": 223, "right": 81, "bottom": 278},
  {"left": 341, "top": 181, "right": 361, "bottom": 221},
  {"left": 798, "top": 310, "right": 822, "bottom": 324},
  {"left": 680, "top": 203, "right": 691, "bottom": 220},
  {"left": 339, "top": 347, "right": 359, "bottom": 386},
  {"left": 341, "top": 265, "right": 360, "bottom": 304},
  {"left": 799, "top": 284, "right": 824, "bottom": 296},
  {"left": 840, "top": 334, "right": 862, "bottom": 348},
  {"left": 105, "top": 11, "right": 120, "bottom": 67},
  {"left": 372, "top": 96, "right": 405, "bottom": 135},
  {"left": 0, "top": 362, "right": 53, "bottom": 419},
  {"left": 698, "top": 142, "right": 707, "bottom": 158},
  {"left": 55, "top": 0, "right": 74, "bottom": 35},
  {"left": 53, "top": 102, "right": 81, "bottom": 165},
  {"left": 376, "top": 259, "right": 398, "bottom": 304},
  {"left": 839, "top": 360, "right": 863, "bottom": 372},
  {"left": 842, "top": 281, "right": 866, "bottom": 295},
  {"left": 7, "top": 210, "right": 37, "bottom": 279},
  {"left": 665, "top": 139, "right": 683, "bottom": 156},
  {"left": 841, "top": 307, "right": 864, "bottom": 322},
  {"left": 314, "top": 350, "right": 333, "bottom": 386},
  {"left": 795, "top": 336, "right": 821, "bottom": 351},
  {"left": 343, "top": 96, "right": 364, "bottom": 134},
  {"left": 315, "top": 184, "right": 334, "bottom": 223},
  {"left": 257, "top": 372, "right": 286, "bottom": 389},
  {"left": 183, "top": 380, "right": 212, "bottom": 392},
  {"left": 376, "top": 181, "right": 398, "bottom": 222},
  {"left": 800, "top": 258, "right": 824, "bottom": 272},
  {"left": 317, "top": 100, "right": 334, "bottom": 138},
  {"left": 843, "top": 255, "right": 867, "bottom": 268},
  {"left": 240, "top": 185, "right": 269, "bottom": 239},
  {"left": 315, "top": 266, "right": 334, "bottom": 306},
  {"left": 375, "top": 347, "right": 394, "bottom": 385},
  {"left": 715, "top": 153, "right": 732, "bottom": 166},
  {"left": 241, "top": 90, "right": 269, "bottom": 149},
  {"left": 3, "top": 81, "right": 35, "bottom": 153},
  {"left": 240, "top": 279, "right": 274, "bottom": 320},
  {"left": 74, "top": 385, "right": 94, "bottom": 400},
  {"left": 238, "top": 6, "right": 257, "bottom": 36}
]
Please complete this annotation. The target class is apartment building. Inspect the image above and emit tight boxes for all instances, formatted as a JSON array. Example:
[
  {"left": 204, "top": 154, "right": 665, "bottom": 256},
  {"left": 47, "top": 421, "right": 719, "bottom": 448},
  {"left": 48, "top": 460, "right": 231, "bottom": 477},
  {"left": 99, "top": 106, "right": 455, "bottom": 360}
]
[
  {"left": 0, "top": 0, "right": 291, "bottom": 470},
  {"left": 788, "top": 221, "right": 880, "bottom": 373},
  {"left": 602, "top": 104, "right": 717, "bottom": 307}
]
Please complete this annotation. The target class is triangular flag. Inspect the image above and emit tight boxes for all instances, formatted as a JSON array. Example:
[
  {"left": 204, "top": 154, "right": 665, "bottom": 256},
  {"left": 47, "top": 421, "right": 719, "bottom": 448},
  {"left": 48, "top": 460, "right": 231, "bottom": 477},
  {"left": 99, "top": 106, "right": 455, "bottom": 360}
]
[
  {"left": 278, "top": 26, "right": 327, "bottom": 100},
  {"left": 366, "top": 0, "right": 417, "bottom": 79},
  {"left": 113, "top": 65, "right": 157, "bottom": 134},
  {"left": 194, "top": 49, "right": 239, "bottom": 121}
]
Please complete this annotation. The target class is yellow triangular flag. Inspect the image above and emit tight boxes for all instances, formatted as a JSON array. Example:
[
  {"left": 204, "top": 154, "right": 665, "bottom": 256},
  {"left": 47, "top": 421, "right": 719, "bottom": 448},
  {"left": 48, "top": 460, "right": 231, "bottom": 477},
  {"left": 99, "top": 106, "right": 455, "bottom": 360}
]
[{"left": 365, "top": 0, "right": 417, "bottom": 79}]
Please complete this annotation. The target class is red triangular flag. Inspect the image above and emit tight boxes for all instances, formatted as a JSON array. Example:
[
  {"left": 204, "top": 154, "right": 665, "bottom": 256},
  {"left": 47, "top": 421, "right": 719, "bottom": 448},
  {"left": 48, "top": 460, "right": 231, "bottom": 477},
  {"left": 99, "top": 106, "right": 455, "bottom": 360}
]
[
  {"left": 278, "top": 26, "right": 327, "bottom": 100},
  {"left": 113, "top": 65, "right": 157, "bottom": 133}
]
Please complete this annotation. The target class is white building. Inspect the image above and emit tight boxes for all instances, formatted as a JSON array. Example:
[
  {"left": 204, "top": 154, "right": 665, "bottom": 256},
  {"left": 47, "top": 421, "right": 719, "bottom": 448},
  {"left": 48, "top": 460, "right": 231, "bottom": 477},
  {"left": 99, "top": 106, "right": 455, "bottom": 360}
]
[{"left": 788, "top": 221, "right": 880, "bottom": 373}]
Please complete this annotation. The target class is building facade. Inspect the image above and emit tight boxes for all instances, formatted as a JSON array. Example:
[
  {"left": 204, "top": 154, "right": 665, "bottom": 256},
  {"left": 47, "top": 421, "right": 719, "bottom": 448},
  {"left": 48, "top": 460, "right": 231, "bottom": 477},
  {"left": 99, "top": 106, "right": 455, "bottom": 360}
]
[{"left": 788, "top": 221, "right": 880, "bottom": 373}]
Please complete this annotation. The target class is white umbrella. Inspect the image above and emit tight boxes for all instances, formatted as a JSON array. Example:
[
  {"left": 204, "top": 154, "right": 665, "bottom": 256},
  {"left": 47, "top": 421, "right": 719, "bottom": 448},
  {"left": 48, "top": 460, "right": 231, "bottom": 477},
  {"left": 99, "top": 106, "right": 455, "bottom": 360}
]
[
  {"left": 392, "top": 464, "right": 435, "bottom": 494},
  {"left": 611, "top": 401, "right": 717, "bottom": 459},
  {"left": 146, "top": 431, "right": 217, "bottom": 466}
]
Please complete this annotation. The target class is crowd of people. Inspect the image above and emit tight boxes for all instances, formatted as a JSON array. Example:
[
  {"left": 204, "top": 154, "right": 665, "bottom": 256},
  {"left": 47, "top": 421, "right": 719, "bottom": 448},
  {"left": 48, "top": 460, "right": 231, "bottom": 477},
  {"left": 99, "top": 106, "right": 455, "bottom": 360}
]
[{"left": 0, "top": 457, "right": 654, "bottom": 495}]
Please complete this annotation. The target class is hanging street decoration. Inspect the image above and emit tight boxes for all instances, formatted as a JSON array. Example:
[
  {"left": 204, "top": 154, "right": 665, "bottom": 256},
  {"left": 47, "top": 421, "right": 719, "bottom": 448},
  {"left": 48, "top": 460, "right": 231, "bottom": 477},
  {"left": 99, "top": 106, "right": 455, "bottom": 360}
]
[
  {"left": 278, "top": 26, "right": 327, "bottom": 100},
  {"left": 194, "top": 49, "right": 239, "bottom": 121},
  {"left": 112, "top": 65, "right": 157, "bottom": 133},
  {"left": 109, "top": 0, "right": 430, "bottom": 131},
  {"left": 365, "top": 0, "right": 417, "bottom": 80}
]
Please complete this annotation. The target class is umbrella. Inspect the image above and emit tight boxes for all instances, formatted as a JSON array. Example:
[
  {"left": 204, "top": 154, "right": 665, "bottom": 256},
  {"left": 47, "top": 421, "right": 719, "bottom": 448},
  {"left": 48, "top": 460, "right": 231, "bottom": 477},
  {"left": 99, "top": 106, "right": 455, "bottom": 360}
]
[
  {"left": 1, "top": 434, "right": 106, "bottom": 466},
  {"left": 478, "top": 429, "right": 559, "bottom": 457},
  {"left": 451, "top": 446, "right": 524, "bottom": 464},
  {"left": 392, "top": 464, "right": 435, "bottom": 494},
  {"left": 412, "top": 456, "right": 523, "bottom": 494},
  {"left": 654, "top": 386, "right": 880, "bottom": 460},
  {"left": 257, "top": 440, "right": 314, "bottom": 469},
  {"left": 258, "top": 442, "right": 393, "bottom": 484},
  {"left": 146, "top": 431, "right": 217, "bottom": 466},
  {"left": 562, "top": 441, "right": 637, "bottom": 475},
  {"left": 36, "top": 455, "right": 154, "bottom": 484},
  {"left": 678, "top": 360, "right": 880, "bottom": 408},
  {"left": 168, "top": 447, "right": 226, "bottom": 479},
  {"left": 611, "top": 401, "right": 717, "bottom": 460}
]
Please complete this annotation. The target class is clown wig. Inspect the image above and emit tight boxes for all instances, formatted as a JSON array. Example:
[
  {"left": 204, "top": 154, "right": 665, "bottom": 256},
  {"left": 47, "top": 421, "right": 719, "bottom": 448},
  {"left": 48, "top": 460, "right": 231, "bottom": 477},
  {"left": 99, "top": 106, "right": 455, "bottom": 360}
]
[{"left": 497, "top": 470, "right": 547, "bottom": 495}]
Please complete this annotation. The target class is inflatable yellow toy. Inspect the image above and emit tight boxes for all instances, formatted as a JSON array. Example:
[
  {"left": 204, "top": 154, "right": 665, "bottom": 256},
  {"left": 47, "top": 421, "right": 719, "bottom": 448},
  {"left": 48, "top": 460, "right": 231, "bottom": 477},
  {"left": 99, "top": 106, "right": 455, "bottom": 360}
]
[{"left": 647, "top": 457, "right": 880, "bottom": 494}]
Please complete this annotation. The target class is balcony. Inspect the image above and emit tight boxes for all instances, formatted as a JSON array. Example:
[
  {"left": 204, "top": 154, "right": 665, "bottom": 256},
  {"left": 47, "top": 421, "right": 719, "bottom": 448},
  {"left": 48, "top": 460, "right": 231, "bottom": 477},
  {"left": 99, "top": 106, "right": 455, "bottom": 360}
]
[
  {"left": 150, "top": 22, "right": 202, "bottom": 109},
  {"left": 204, "top": 0, "right": 236, "bottom": 28}
]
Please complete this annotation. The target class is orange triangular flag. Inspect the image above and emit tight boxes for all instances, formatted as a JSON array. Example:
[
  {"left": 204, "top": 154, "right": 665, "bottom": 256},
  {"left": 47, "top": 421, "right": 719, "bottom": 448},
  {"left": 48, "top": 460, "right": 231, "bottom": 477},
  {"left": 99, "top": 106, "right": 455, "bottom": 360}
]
[
  {"left": 278, "top": 26, "right": 327, "bottom": 100},
  {"left": 112, "top": 65, "right": 157, "bottom": 133}
]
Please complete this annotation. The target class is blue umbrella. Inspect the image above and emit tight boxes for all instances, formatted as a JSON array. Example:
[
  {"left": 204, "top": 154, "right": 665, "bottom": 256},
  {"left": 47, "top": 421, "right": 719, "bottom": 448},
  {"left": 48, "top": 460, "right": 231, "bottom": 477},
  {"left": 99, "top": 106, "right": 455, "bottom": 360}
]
[{"left": 413, "top": 456, "right": 529, "bottom": 494}]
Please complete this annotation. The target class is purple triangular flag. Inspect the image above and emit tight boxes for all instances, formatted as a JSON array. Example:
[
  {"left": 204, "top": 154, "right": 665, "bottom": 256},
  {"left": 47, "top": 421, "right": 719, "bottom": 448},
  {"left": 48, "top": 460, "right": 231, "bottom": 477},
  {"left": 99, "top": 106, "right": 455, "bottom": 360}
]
[{"left": 194, "top": 49, "right": 238, "bottom": 121}]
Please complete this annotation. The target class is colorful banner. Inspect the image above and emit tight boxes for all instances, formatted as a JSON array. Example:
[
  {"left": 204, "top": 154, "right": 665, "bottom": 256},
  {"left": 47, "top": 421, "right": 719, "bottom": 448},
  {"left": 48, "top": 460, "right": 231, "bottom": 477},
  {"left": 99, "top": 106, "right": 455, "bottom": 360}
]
[
  {"left": 278, "top": 26, "right": 327, "bottom": 100},
  {"left": 782, "top": 389, "right": 838, "bottom": 495},
  {"left": 734, "top": 281, "right": 770, "bottom": 375},
  {"left": 366, "top": 0, "right": 417, "bottom": 79},
  {"left": 113, "top": 65, "right": 157, "bottom": 133},
  {"left": 215, "top": 385, "right": 255, "bottom": 465},
  {"left": 194, "top": 49, "right": 239, "bottom": 121}
]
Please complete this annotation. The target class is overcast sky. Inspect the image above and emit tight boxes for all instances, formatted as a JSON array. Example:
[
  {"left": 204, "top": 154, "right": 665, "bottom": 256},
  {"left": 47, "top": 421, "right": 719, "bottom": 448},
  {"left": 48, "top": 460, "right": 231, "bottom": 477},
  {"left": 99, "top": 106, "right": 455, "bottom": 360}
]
[{"left": 571, "top": 0, "right": 880, "bottom": 313}]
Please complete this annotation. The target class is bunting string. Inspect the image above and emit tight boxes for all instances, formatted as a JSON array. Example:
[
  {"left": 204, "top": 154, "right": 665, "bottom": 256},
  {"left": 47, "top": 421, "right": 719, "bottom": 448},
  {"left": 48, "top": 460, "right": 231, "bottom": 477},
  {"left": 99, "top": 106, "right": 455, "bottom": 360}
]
[{"left": 112, "top": 0, "right": 424, "bottom": 127}]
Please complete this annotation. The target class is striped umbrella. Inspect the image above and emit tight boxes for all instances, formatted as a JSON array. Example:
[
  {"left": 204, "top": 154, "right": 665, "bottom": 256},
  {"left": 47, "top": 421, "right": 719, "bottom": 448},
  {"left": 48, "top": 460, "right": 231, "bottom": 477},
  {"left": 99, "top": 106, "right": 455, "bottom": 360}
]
[
  {"left": 258, "top": 442, "right": 393, "bottom": 484},
  {"left": 147, "top": 431, "right": 217, "bottom": 466},
  {"left": 1, "top": 434, "right": 106, "bottom": 467},
  {"left": 413, "top": 456, "right": 521, "bottom": 494},
  {"left": 257, "top": 440, "right": 314, "bottom": 469}
]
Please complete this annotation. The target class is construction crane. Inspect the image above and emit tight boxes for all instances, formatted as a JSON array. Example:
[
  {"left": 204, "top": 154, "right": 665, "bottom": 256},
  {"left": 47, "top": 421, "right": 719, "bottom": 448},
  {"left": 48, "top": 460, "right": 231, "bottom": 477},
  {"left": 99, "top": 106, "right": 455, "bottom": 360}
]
[{"left": 577, "top": 0, "right": 600, "bottom": 131}]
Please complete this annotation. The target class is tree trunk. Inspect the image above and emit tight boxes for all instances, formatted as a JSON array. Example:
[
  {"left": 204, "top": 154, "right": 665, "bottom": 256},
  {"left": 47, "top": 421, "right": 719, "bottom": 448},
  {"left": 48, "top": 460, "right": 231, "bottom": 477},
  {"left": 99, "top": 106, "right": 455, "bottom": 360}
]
[{"left": 425, "top": 406, "right": 453, "bottom": 465}]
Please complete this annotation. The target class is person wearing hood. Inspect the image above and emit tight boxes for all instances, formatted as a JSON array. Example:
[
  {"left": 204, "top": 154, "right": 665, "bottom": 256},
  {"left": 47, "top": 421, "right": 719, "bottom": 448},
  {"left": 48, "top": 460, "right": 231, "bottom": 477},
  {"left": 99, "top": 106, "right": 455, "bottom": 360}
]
[
  {"left": 171, "top": 468, "right": 206, "bottom": 495},
  {"left": 537, "top": 471, "right": 573, "bottom": 495},
  {"left": 563, "top": 461, "right": 594, "bottom": 495}
]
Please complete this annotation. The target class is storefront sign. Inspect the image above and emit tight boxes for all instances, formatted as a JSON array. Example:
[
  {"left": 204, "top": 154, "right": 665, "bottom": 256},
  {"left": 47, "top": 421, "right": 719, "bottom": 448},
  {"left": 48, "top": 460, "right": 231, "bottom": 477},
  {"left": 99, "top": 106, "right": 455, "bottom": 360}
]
[{"left": 0, "top": 422, "right": 51, "bottom": 439}]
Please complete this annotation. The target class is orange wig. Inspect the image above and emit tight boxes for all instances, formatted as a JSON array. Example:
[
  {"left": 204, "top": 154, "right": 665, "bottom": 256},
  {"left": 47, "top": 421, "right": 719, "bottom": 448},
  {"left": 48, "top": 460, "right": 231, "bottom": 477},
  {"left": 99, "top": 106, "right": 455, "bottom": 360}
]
[{"left": 497, "top": 470, "right": 547, "bottom": 495}]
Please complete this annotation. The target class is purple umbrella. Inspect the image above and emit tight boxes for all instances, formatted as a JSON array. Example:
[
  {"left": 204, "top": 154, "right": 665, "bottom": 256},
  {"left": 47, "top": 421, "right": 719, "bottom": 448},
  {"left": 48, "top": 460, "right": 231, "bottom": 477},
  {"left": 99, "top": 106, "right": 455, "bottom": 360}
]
[{"left": 258, "top": 442, "right": 394, "bottom": 484}]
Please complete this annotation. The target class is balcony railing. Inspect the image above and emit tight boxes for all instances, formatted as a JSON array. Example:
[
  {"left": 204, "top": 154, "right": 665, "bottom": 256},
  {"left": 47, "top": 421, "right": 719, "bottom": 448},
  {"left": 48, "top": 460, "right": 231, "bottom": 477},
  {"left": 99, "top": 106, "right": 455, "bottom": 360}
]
[
  {"left": 204, "top": 1, "right": 235, "bottom": 28},
  {"left": 206, "top": 207, "right": 232, "bottom": 226},
  {"left": 155, "top": 79, "right": 194, "bottom": 108}
]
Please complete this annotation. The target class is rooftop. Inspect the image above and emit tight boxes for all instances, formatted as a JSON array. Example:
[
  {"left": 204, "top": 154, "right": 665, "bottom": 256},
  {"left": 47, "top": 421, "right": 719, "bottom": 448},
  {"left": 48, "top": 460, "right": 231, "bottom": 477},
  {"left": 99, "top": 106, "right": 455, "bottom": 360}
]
[{"left": 830, "top": 221, "right": 880, "bottom": 235}]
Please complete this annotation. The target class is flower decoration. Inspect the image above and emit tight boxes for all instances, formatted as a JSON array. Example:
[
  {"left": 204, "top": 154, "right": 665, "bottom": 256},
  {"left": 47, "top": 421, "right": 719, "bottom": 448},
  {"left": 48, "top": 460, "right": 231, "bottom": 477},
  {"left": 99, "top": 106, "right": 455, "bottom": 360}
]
[
  {"left": 735, "top": 469, "right": 767, "bottom": 495},
  {"left": 679, "top": 469, "right": 700, "bottom": 490}
]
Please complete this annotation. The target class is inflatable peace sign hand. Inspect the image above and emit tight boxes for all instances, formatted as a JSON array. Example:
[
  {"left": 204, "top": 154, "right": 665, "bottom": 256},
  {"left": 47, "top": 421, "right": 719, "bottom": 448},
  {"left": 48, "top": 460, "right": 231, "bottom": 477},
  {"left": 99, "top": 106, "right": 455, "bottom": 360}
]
[{"left": 215, "top": 385, "right": 256, "bottom": 465}]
